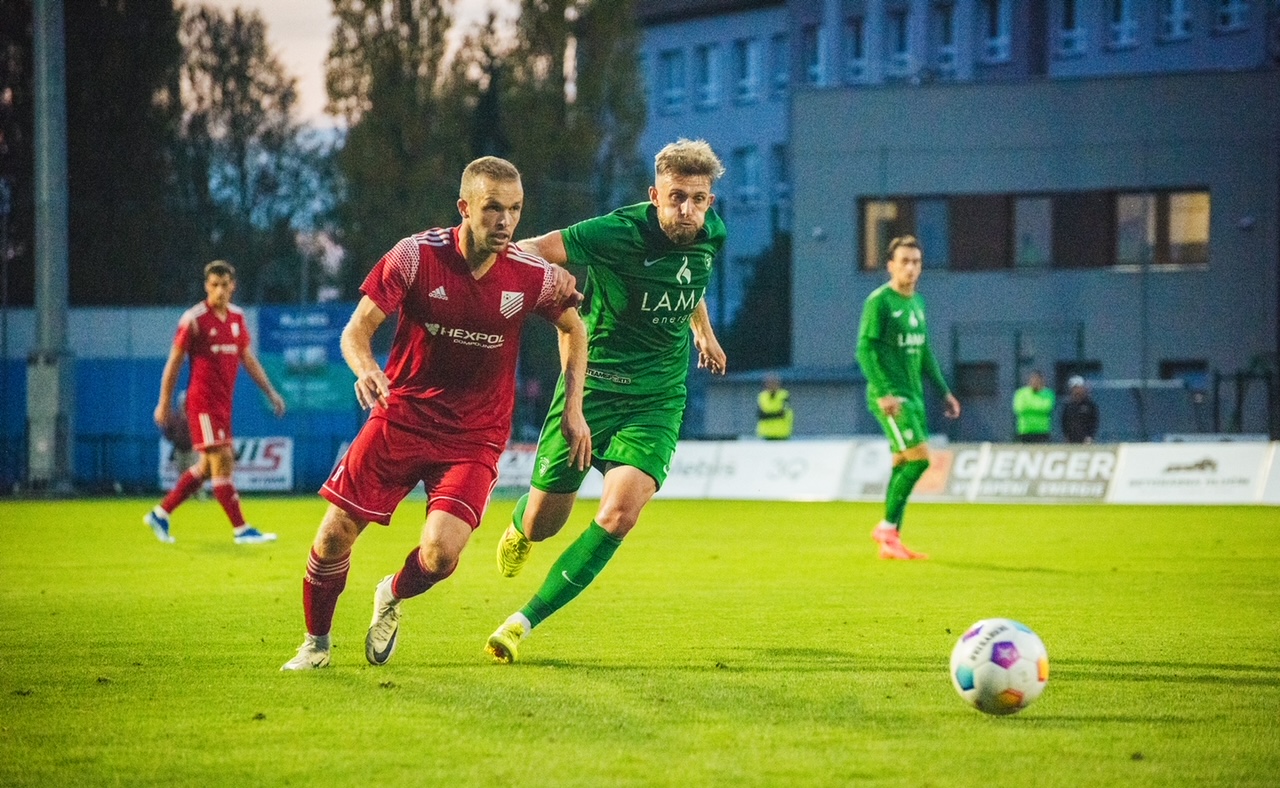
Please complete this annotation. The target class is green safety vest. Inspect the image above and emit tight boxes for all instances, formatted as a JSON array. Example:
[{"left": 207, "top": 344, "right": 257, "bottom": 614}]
[{"left": 756, "top": 389, "right": 794, "bottom": 440}]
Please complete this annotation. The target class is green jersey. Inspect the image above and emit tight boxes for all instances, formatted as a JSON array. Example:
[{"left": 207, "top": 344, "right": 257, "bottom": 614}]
[
  {"left": 561, "top": 202, "right": 725, "bottom": 397},
  {"left": 856, "top": 283, "right": 950, "bottom": 403}
]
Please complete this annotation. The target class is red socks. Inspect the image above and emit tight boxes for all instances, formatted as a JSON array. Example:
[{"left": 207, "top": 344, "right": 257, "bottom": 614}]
[
  {"left": 160, "top": 468, "right": 203, "bottom": 513},
  {"left": 211, "top": 476, "right": 245, "bottom": 528},
  {"left": 303, "top": 549, "right": 351, "bottom": 637},
  {"left": 391, "top": 547, "right": 452, "bottom": 600}
]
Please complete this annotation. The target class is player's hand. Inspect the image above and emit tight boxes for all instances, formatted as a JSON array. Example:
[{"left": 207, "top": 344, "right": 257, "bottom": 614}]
[
  {"left": 268, "top": 391, "right": 287, "bottom": 418},
  {"left": 153, "top": 403, "right": 169, "bottom": 430},
  {"left": 550, "top": 265, "right": 583, "bottom": 308},
  {"left": 354, "top": 369, "right": 391, "bottom": 410},
  {"left": 877, "top": 395, "right": 904, "bottom": 417},
  {"left": 695, "top": 333, "right": 727, "bottom": 376},
  {"left": 943, "top": 393, "right": 961, "bottom": 420},
  {"left": 561, "top": 407, "right": 592, "bottom": 472}
]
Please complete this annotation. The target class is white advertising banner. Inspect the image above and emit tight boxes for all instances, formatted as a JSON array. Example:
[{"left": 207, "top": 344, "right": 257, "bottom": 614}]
[
  {"left": 1108, "top": 442, "right": 1271, "bottom": 504},
  {"left": 158, "top": 436, "right": 294, "bottom": 492},
  {"left": 496, "top": 443, "right": 537, "bottom": 489},
  {"left": 838, "top": 440, "right": 893, "bottom": 500},
  {"left": 705, "top": 439, "right": 854, "bottom": 501},
  {"left": 1261, "top": 444, "right": 1280, "bottom": 505},
  {"left": 948, "top": 444, "right": 1117, "bottom": 502},
  {"left": 654, "top": 441, "right": 725, "bottom": 500}
]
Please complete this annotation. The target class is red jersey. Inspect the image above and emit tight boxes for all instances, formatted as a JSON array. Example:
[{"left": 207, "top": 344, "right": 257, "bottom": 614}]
[
  {"left": 175, "top": 301, "right": 250, "bottom": 420},
  {"left": 360, "top": 227, "right": 564, "bottom": 450}
]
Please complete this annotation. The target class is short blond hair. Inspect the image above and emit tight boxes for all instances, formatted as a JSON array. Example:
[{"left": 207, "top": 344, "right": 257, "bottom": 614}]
[
  {"left": 887, "top": 235, "right": 921, "bottom": 259},
  {"left": 460, "top": 156, "right": 521, "bottom": 199},
  {"left": 655, "top": 138, "right": 725, "bottom": 182}
]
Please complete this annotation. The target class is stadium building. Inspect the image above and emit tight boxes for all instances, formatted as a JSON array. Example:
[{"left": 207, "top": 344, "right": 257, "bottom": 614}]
[{"left": 639, "top": 0, "right": 1280, "bottom": 440}]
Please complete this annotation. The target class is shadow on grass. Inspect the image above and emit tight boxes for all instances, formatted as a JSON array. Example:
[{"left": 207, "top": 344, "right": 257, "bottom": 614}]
[
  {"left": 520, "top": 649, "right": 944, "bottom": 674},
  {"left": 933, "top": 560, "right": 1075, "bottom": 575},
  {"left": 1053, "top": 658, "right": 1280, "bottom": 687}
]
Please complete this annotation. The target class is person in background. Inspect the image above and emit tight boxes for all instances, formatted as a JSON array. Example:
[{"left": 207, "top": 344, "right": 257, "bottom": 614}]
[
  {"left": 1061, "top": 375, "right": 1099, "bottom": 444},
  {"left": 1013, "top": 370, "right": 1055, "bottom": 443},
  {"left": 756, "top": 373, "right": 794, "bottom": 440}
]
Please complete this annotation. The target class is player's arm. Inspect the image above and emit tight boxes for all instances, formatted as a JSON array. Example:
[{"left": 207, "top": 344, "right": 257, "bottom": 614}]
[
  {"left": 517, "top": 231, "right": 580, "bottom": 307},
  {"left": 241, "top": 345, "right": 287, "bottom": 417},
  {"left": 922, "top": 342, "right": 961, "bottom": 419},
  {"left": 552, "top": 307, "right": 592, "bottom": 471},
  {"left": 690, "top": 298, "right": 726, "bottom": 375},
  {"left": 154, "top": 343, "right": 187, "bottom": 429},
  {"left": 342, "top": 296, "right": 392, "bottom": 410},
  {"left": 855, "top": 300, "right": 901, "bottom": 416}
]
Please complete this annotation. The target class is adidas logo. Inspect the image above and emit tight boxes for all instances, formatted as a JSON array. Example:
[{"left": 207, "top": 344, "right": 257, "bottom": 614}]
[{"left": 429, "top": 286, "right": 448, "bottom": 300}]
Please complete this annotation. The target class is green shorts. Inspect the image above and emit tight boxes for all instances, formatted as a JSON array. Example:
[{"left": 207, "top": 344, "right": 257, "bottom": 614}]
[
  {"left": 869, "top": 396, "right": 929, "bottom": 453},
  {"left": 531, "top": 379, "right": 684, "bottom": 493}
]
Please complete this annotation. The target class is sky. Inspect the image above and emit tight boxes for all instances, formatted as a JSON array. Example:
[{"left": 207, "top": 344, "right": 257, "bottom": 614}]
[{"left": 202, "top": 0, "right": 507, "bottom": 125}]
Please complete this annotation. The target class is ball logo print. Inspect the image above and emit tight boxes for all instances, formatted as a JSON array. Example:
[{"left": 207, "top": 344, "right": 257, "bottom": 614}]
[{"left": 950, "top": 618, "right": 1049, "bottom": 715}]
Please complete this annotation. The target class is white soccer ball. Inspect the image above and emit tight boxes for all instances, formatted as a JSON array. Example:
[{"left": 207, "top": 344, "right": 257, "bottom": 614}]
[{"left": 949, "top": 618, "right": 1049, "bottom": 715}]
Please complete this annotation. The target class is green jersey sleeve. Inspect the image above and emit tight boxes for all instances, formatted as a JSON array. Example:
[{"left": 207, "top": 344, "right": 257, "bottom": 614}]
[{"left": 856, "top": 292, "right": 895, "bottom": 395}]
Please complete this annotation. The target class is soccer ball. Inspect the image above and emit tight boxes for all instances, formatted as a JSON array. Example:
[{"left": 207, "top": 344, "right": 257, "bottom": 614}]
[{"left": 949, "top": 618, "right": 1049, "bottom": 715}]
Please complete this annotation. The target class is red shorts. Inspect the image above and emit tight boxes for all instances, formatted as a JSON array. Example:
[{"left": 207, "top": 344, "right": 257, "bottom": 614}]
[
  {"left": 319, "top": 416, "right": 500, "bottom": 529},
  {"left": 188, "top": 408, "right": 233, "bottom": 450}
]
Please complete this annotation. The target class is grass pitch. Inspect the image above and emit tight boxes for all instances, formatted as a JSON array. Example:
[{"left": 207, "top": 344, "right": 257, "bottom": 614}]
[{"left": 1, "top": 496, "right": 1277, "bottom": 786}]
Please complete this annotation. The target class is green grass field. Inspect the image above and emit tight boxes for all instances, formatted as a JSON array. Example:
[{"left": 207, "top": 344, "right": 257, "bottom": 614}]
[{"left": 1, "top": 497, "right": 1277, "bottom": 786}]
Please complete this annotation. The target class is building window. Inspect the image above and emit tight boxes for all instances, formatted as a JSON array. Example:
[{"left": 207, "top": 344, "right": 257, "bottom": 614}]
[
  {"left": 802, "top": 24, "right": 826, "bottom": 85},
  {"left": 979, "top": 0, "right": 1012, "bottom": 62},
  {"left": 1214, "top": 0, "right": 1251, "bottom": 32},
  {"left": 915, "top": 199, "right": 950, "bottom": 268},
  {"left": 861, "top": 199, "right": 916, "bottom": 270},
  {"left": 658, "top": 49, "right": 685, "bottom": 113},
  {"left": 1160, "top": 359, "right": 1209, "bottom": 391},
  {"left": 1166, "top": 191, "right": 1211, "bottom": 266},
  {"left": 1115, "top": 190, "right": 1210, "bottom": 267},
  {"left": 693, "top": 44, "right": 719, "bottom": 108},
  {"left": 1056, "top": 0, "right": 1087, "bottom": 56},
  {"left": 770, "top": 33, "right": 789, "bottom": 94},
  {"left": 771, "top": 144, "right": 791, "bottom": 231},
  {"left": 1014, "top": 197, "right": 1052, "bottom": 268},
  {"left": 885, "top": 9, "right": 914, "bottom": 78},
  {"left": 1107, "top": 0, "right": 1139, "bottom": 48},
  {"left": 844, "top": 16, "right": 869, "bottom": 82},
  {"left": 949, "top": 195, "right": 1011, "bottom": 270},
  {"left": 932, "top": 3, "right": 958, "bottom": 78},
  {"left": 1053, "top": 192, "right": 1114, "bottom": 268},
  {"left": 732, "top": 146, "right": 762, "bottom": 209},
  {"left": 732, "top": 38, "right": 762, "bottom": 102},
  {"left": 1158, "top": 0, "right": 1194, "bottom": 40},
  {"left": 955, "top": 361, "right": 999, "bottom": 398}
]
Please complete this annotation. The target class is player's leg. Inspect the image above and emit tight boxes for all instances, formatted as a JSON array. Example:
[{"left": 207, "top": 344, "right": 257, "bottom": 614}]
[
  {"left": 488, "top": 408, "right": 675, "bottom": 663},
  {"left": 366, "top": 455, "right": 494, "bottom": 665},
  {"left": 366, "top": 509, "right": 473, "bottom": 666},
  {"left": 204, "top": 444, "right": 275, "bottom": 543},
  {"left": 488, "top": 467, "right": 648, "bottom": 663},
  {"left": 144, "top": 434, "right": 212, "bottom": 542},
  {"left": 871, "top": 401, "right": 931, "bottom": 559},
  {"left": 497, "top": 379, "right": 598, "bottom": 576},
  {"left": 282, "top": 504, "right": 367, "bottom": 671}
]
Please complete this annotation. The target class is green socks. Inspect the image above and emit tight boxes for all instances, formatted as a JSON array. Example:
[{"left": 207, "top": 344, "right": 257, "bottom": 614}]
[
  {"left": 521, "top": 521, "right": 622, "bottom": 628},
  {"left": 511, "top": 493, "right": 530, "bottom": 537},
  {"left": 885, "top": 458, "right": 930, "bottom": 527}
]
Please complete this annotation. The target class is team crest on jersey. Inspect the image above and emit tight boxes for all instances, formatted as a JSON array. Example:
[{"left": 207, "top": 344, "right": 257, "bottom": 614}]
[
  {"left": 908, "top": 311, "right": 920, "bottom": 328},
  {"left": 231, "top": 323, "right": 240, "bottom": 338},
  {"left": 676, "top": 257, "right": 692, "bottom": 285},
  {"left": 499, "top": 291, "right": 524, "bottom": 318}
]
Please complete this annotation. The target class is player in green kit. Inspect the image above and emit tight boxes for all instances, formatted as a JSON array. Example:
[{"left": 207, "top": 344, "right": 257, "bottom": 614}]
[
  {"left": 856, "top": 235, "right": 961, "bottom": 560},
  {"left": 484, "top": 139, "right": 728, "bottom": 662}
]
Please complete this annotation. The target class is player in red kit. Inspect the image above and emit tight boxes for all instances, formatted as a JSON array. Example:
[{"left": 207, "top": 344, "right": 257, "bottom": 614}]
[
  {"left": 282, "top": 157, "right": 590, "bottom": 671},
  {"left": 145, "top": 261, "right": 287, "bottom": 544}
]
